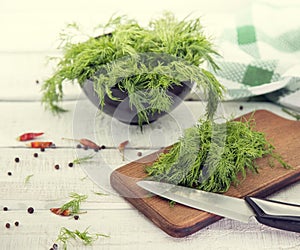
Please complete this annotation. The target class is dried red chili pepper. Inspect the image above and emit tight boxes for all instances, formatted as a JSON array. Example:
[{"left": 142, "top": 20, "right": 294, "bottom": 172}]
[
  {"left": 79, "top": 138, "right": 101, "bottom": 150},
  {"left": 118, "top": 140, "right": 129, "bottom": 161},
  {"left": 17, "top": 132, "right": 44, "bottom": 141},
  {"left": 62, "top": 137, "right": 101, "bottom": 150},
  {"left": 27, "top": 141, "right": 53, "bottom": 148},
  {"left": 50, "top": 208, "right": 71, "bottom": 216}
]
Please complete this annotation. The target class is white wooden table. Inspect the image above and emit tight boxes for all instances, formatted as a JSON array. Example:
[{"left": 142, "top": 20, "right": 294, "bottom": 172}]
[{"left": 1, "top": 1, "right": 300, "bottom": 249}]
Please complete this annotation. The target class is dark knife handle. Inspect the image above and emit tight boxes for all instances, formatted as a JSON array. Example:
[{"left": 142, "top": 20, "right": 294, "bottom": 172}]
[{"left": 245, "top": 196, "right": 300, "bottom": 233}]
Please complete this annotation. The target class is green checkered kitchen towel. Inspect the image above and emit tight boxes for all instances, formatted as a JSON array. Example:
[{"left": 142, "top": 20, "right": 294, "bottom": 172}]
[{"left": 207, "top": 1, "right": 300, "bottom": 112}]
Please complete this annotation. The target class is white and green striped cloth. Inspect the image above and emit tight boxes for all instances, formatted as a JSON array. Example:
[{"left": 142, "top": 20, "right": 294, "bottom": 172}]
[{"left": 209, "top": 1, "right": 300, "bottom": 112}]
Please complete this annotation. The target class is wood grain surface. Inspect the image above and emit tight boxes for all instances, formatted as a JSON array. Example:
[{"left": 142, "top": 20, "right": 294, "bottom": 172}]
[{"left": 110, "top": 110, "right": 300, "bottom": 237}]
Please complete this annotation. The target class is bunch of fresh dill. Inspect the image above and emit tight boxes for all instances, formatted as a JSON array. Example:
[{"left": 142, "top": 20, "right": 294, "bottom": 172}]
[
  {"left": 146, "top": 116, "right": 290, "bottom": 193},
  {"left": 42, "top": 12, "right": 224, "bottom": 125}
]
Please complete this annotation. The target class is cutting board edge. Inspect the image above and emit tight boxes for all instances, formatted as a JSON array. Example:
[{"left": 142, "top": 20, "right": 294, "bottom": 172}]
[
  {"left": 110, "top": 171, "right": 223, "bottom": 237},
  {"left": 124, "top": 196, "right": 222, "bottom": 238},
  {"left": 110, "top": 165, "right": 300, "bottom": 237},
  {"left": 247, "top": 166, "right": 300, "bottom": 197}
]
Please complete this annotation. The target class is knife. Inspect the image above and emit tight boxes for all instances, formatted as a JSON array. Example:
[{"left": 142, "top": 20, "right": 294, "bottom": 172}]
[{"left": 137, "top": 180, "right": 300, "bottom": 233}]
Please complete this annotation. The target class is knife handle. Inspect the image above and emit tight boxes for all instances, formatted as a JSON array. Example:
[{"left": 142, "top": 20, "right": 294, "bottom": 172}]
[{"left": 245, "top": 196, "right": 300, "bottom": 233}]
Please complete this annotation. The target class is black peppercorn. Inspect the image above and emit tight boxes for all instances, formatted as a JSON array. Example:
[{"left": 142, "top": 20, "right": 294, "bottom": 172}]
[
  {"left": 101, "top": 145, "right": 106, "bottom": 149},
  {"left": 137, "top": 152, "right": 142, "bottom": 157},
  {"left": 54, "top": 164, "right": 60, "bottom": 170},
  {"left": 68, "top": 162, "right": 73, "bottom": 168},
  {"left": 3, "top": 207, "right": 8, "bottom": 211},
  {"left": 27, "top": 207, "right": 34, "bottom": 214},
  {"left": 15, "top": 157, "right": 20, "bottom": 163},
  {"left": 5, "top": 223, "right": 10, "bottom": 228},
  {"left": 40, "top": 148, "right": 45, "bottom": 152},
  {"left": 239, "top": 105, "right": 244, "bottom": 110},
  {"left": 33, "top": 153, "right": 38, "bottom": 158},
  {"left": 74, "top": 215, "right": 79, "bottom": 220},
  {"left": 14, "top": 221, "right": 19, "bottom": 226},
  {"left": 7, "top": 172, "right": 12, "bottom": 176}
]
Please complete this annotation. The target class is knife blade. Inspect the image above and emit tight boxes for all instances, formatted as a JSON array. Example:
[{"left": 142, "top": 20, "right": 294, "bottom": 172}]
[{"left": 137, "top": 180, "right": 300, "bottom": 233}]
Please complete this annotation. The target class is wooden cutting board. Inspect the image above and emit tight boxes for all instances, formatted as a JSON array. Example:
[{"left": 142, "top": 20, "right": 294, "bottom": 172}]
[{"left": 110, "top": 110, "right": 300, "bottom": 238}]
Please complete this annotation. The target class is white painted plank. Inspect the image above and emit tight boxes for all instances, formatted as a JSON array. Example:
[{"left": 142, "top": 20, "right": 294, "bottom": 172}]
[
  {"left": 0, "top": 100, "right": 297, "bottom": 147},
  {"left": 0, "top": 209, "right": 299, "bottom": 250},
  {"left": 0, "top": 99, "right": 203, "bottom": 147},
  {"left": 0, "top": 52, "right": 82, "bottom": 101},
  {"left": 0, "top": 147, "right": 144, "bottom": 201},
  {"left": 0, "top": 0, "right": 250, "bottom": 51}
]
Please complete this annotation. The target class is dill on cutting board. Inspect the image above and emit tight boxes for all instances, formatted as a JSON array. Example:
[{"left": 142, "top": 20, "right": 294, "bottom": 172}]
[{"left": 146, "top": 115, "right": 291, "bottom": 193}]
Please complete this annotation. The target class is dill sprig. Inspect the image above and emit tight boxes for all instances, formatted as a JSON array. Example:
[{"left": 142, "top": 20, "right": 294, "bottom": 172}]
[
  {"left": 60, "top": 193, "right": 88, "bottom": 214},
  {"left": 72, "top": 154, "right": 95, "bottom": 165},
  {"left": 93, "top": 191, "right": 109, "bottom": 196},
  {"left": 146, "top": 116, "right": 291, "bottom": 193},
  {"left": 42, "top": 12, "right": 224, "bottom": 125},
  {"left": 57, "top": 227, "right": 109, "bottom": 250},
  {"left": 24, "top": 174, "right": 34, "bottom": 184}
]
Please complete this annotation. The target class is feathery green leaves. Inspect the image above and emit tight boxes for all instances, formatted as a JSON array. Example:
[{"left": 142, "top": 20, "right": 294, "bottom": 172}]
[
  {"left": 60, "top": 193, "right": 88, "bottom": 214},
  {"left": 146, "top": 115, "right": 291, "bottom": 193},
  {"left": 42, "top": 12, "right": 224, "bottom": 124},
  {"left": 57, "top": 227, "right": 109, "bottom": 250}
]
